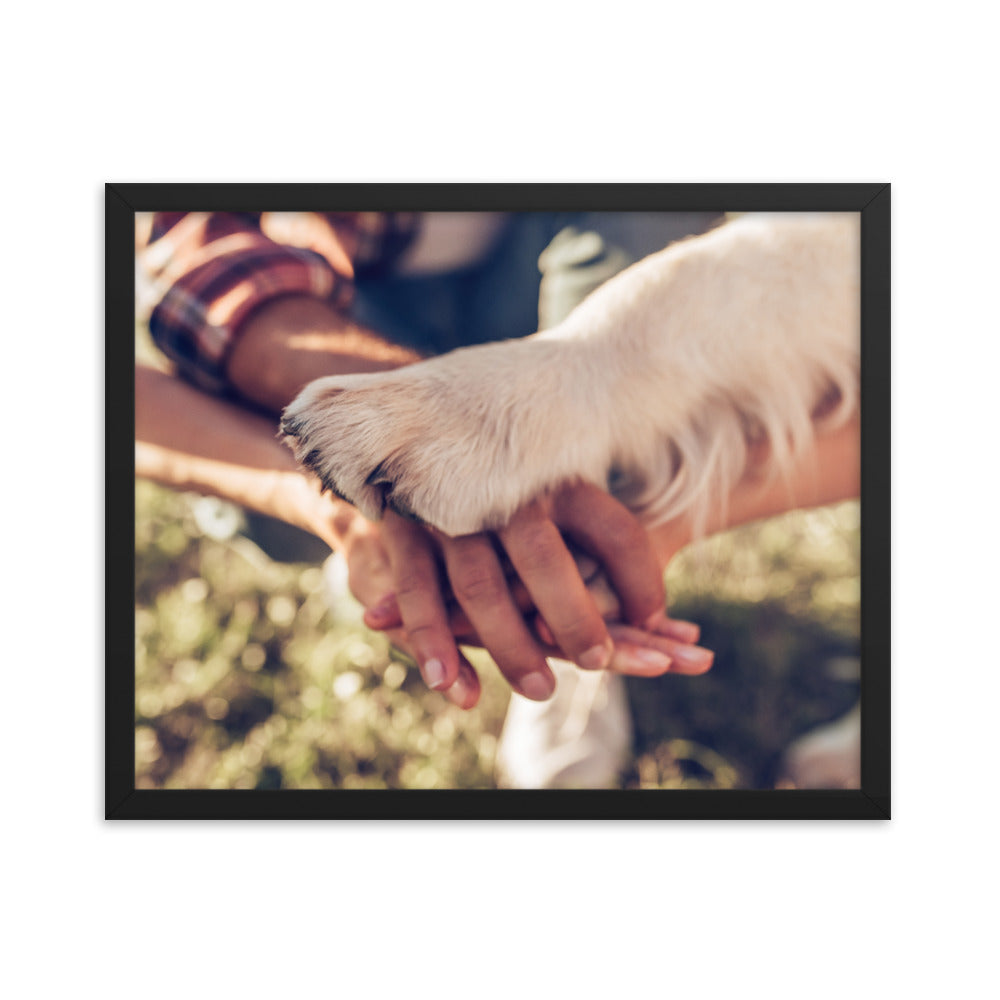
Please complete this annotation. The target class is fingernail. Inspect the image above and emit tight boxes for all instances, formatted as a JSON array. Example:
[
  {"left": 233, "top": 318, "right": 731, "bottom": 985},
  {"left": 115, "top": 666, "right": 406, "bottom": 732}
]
[
  {"left": 663, "top": 620, "right": 701, "bottom": 644},
  {"left": 423, "top": 658, "right": 448, "bottom": 690},
  {"left": 670, "top": 646, "right": 715, "bottom": 671},
  {"left": 578, "top": 640, "right": 613, "bottom": 671},
  {"left": 445, "top": 673, "right": 475, "bottom": 708},
  {"left": 369, "top": 594, "right": 397, "bottom": 620},
  {"left": 619, "top": 648, "right": 673, "bottom": 671},
  {"left": 519, "top": 671, "right": 555, "bottom": 701}
]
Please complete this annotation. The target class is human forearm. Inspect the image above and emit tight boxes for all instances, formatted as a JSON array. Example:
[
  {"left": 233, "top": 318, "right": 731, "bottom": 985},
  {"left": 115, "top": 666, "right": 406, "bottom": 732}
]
[
  {"left": 647, "top": 415, "right": 861, "bottom": 563},
  {"left": 135, "top": 365, "right": 354, "bottom": 548},
  {"left": 225, "top": 296, "right": 423, "bottom": 413},
  {"left": 137, "top": 289, "right": 424, "bottom": 538},
  {"left": 136, "top": 365, "right": 293, "bottom": 473}
]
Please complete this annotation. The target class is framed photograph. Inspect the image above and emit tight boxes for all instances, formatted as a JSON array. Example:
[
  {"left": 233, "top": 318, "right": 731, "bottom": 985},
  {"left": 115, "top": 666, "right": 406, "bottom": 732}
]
[{"left": 108, "top": 183, "right": 889, "bottom": 819}]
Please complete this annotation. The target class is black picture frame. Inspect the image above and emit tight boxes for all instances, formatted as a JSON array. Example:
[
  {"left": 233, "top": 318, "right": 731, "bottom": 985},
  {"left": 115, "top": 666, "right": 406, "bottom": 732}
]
[{"left": 108, "top": 183, "right": 890, "bottom": 820}]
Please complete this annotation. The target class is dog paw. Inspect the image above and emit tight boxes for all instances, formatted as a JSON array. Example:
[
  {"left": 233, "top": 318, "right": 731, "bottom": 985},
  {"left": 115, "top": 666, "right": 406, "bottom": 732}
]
[{"left": 280, "top": 337, "right": 614, "bottom": 536}]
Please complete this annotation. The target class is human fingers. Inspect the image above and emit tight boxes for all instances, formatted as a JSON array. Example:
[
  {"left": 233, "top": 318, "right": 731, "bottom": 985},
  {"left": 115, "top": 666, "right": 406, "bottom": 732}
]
[
  {"left": 526, "top": 617, "right": 706, "bottom": 676},
  {"left": 379, "top": 512, "right": 463, "bottom": 692},
  {"left": 340, "top": 517, "right": 482, "bottom": 705},
  {"left": 363, "top": 595, "right": 404, "bottom": 630},
  {"left": 442, "top": 653, "right": 481, "bottom": 710},
  {"left": 527, "top": 613, "right": 668, "bottom": 674},
  {"left": 642, "top": 610, "right": 701, "bottom": 645},
  {"left": 606, "top": 623, "right": 715, "bottom": 676},
  {"left": 367, "top": 581, "right": 534, "bottom": 645},
  {"left": 440, "top": 532, "right": 555, "bottom": 701},
  {"left": 534, "top": 612, "right": 700, "bottom": 648},
  {"left": 552, "top": 482, "right": 667, "bottom": 628},
  {"left": 386, "top": 635, "right": 481, "bottom": 710},
  {"left": 367, "top": 594, "right": 490, "bottom": 653},
  {"left": 498, "top": 500, "right": 614, "bottom": 671},
  {"left": 368, "top": 575, "right": 701, "bottom": 655},
  {"left": 538, "top": 551, "right": 701, "bottom": 644}
]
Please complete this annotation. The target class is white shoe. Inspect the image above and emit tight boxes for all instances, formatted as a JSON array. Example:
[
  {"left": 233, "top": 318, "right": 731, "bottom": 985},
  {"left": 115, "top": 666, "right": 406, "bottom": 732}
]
[
  {"left": 779, "top": 703, "right": 861, "bottom": 789},
  {"left": 496, "top": 659, "right": 632, "bottom": 789}
]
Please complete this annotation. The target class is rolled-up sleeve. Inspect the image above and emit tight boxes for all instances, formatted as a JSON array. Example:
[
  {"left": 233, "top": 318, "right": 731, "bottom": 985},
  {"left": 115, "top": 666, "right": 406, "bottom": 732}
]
[{"left": 142, "top": 212, "right": 355, "bottom": 393}]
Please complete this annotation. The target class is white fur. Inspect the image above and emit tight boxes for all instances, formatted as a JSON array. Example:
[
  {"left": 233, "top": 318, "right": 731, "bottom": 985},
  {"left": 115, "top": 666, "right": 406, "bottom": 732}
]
[{"left": 282, "top": 213, "right": 860, "bottom": 538}]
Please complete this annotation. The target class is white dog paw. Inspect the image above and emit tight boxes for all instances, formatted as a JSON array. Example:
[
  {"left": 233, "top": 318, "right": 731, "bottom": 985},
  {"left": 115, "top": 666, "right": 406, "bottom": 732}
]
[{"left": 281, "top": 337, "right": 612, "bottom": 536}]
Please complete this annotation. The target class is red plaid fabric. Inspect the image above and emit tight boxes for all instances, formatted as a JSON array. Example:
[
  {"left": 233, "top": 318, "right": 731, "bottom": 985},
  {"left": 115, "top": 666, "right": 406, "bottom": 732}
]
[{"left": 142, "top": 212, "right": 418, "bottom": 392}]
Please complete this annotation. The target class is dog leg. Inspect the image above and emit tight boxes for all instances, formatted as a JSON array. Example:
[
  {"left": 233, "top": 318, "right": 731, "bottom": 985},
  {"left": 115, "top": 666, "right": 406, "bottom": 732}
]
[{"left": 282, "top": 214, "right": 860, "bottom": 537}]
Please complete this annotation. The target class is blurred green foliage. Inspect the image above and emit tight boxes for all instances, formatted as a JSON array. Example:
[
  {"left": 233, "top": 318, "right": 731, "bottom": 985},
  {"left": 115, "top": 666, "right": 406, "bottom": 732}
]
[
  {"left": 135, "top": 482, "right": 508, "bottom": 789},
  {"left": 135, "top": 479, "right": 859, "bottom": 790}
]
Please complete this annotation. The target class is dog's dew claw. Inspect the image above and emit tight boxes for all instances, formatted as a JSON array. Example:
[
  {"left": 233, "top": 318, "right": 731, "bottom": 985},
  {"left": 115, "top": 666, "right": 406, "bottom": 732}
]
[{"left": 365, "top": 461, "right": 392, "bottom": 488}]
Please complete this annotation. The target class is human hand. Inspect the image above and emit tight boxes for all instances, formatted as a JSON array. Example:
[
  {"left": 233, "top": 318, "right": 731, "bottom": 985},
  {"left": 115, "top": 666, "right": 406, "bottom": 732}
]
[
  {"left": 335, "top": 514, "right": 488, "bottom": 709},
  {"left": 271, "top": 476, "right": 473, "bottom": 706},
  {"left": 363, "top": 481, "right": 715, "bottom": 708}
]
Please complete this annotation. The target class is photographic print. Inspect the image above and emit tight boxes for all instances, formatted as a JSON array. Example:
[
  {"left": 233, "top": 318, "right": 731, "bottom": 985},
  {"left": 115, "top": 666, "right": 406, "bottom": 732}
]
[{"left": 108, "top": 184, "right": 889, "bottom": 819}]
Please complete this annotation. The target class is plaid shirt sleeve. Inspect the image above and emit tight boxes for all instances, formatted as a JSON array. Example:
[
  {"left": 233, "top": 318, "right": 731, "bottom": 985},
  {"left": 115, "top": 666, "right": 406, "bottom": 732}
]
[{"left": 142, "top": 212, "right": 418, "bottom": 393}]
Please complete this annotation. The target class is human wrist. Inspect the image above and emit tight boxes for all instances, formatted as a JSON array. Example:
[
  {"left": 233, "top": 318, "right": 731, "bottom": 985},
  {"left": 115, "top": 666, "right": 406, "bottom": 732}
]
[
  {"left": 272, "top": 469, "right": 361, "bottom": 551},
  {"left": 647, "top": 516, "right": 693, "bottom": 569},
  {"left": 645, "top": 417, "right": 861, "bottom": 560}
]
